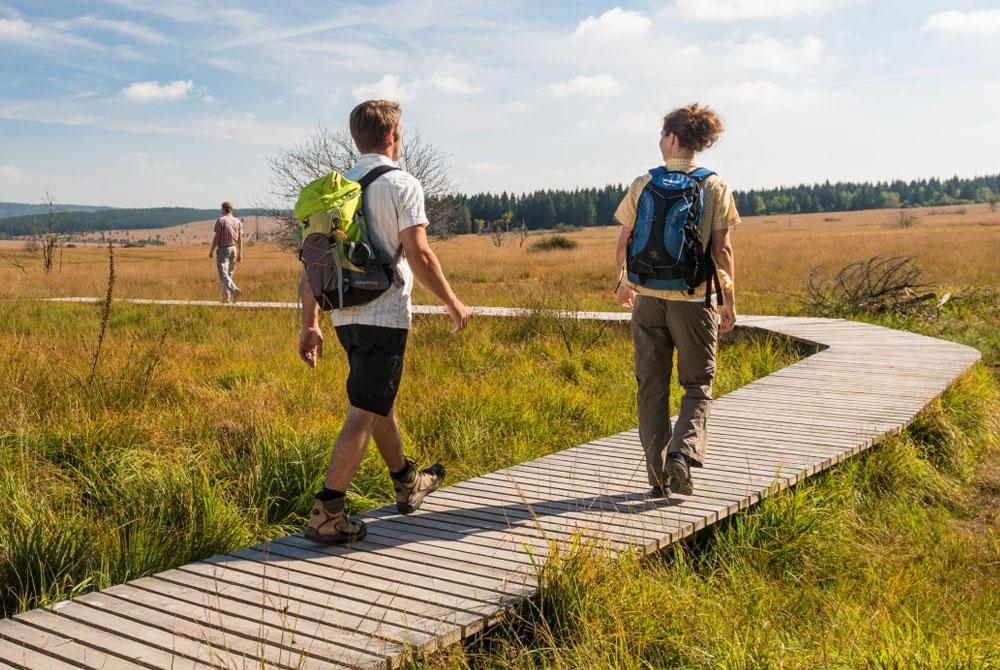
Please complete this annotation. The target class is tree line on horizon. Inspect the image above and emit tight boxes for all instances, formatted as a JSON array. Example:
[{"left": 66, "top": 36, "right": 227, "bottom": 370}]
[
  {"left": 3, "top": 173, "right": 998, "bottom": 239},
  {"left": 0, "top": 207, "right": 275, "bottom": 238},
  {"left": 444, "top": 172, "right": 1000, "bottom": 233}
]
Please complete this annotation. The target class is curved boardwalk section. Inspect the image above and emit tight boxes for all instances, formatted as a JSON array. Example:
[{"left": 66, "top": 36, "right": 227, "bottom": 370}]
[{"left": 1, "top": 304, "right": 983, "bottom": 669}]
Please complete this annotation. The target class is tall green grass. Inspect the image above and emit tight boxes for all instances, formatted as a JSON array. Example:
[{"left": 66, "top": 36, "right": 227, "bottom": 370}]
[
  {"left": 0, "top": 300, "right": 801, "bottom": 616},
  {"left": 428, "top": 366, "right": 1000, "bottom": 669}
]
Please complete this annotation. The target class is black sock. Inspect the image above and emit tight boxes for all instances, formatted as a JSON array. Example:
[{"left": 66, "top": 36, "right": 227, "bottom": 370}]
[
  {"left": 391, "top": 461, "right": 415, "bottom": 480},
  {"left": 316, "top": 487, "right": 346, "bottom": 501}
]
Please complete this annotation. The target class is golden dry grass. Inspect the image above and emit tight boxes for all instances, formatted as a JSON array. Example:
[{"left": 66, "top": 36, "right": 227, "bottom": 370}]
[{"left": 2, "top": 203, "right": 998, "bottom": 312}]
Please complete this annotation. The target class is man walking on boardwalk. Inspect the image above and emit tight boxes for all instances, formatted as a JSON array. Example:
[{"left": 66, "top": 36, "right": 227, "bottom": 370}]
[
  {"left": 298, "top": 100, "right": 469, "bottom": 545},
  {"left": 209, "top": 201, "right": 243, "bottom": 303}
]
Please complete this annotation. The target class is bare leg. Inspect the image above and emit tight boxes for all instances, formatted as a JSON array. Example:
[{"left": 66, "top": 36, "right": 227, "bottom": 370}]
[
  {"left": 323, "top": 405, "right": 376, "bottom": 491},
  {"left": 372, "top": 405, "right": 406, "bottom": 473}
]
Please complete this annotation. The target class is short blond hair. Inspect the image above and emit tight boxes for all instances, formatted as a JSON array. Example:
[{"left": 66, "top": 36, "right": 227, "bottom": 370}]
[
  {"left": 349, "top": 100, "right": 401, "bottom": 153},
  {"left": 221, "top": 201, "right": 234, "bottom": 213}
]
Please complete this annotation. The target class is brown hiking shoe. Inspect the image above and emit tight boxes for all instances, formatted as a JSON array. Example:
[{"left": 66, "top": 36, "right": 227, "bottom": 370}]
[
  {"left": 667, "top": 453, "right": 694, "bottom": 496},
  {"left": 392, "top": 458, "right": 445, "bottom": 514},
  {"left": 304, "top": 496, "right": 367, "bottom": 545}
]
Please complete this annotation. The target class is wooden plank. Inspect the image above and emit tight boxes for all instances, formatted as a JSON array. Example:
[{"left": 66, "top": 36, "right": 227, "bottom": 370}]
[
  {"left": 131, "top": 571, "right": 442, "bottom": 649},
  {"left": 0, "top": 618, "right": 125, "bottom": 669},
  {"left": 74, "top": 590, "right": 362, "bottom": 670},
  {"left": 79, "top": 586, "right": 392, "bottom": 670},
  {"left": 15, "top": 607, "right": 208, "bottom": 669}
]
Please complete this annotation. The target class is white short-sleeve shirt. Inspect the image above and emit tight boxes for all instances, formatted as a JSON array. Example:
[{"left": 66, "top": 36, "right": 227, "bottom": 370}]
[{"left": 331, "top": 153, "right": 429, "bottom": 330}]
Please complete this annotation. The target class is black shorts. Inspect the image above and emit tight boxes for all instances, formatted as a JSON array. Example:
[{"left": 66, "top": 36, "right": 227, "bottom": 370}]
[{"left": 334, "top": 324, "right": 408, "bottom": 416}]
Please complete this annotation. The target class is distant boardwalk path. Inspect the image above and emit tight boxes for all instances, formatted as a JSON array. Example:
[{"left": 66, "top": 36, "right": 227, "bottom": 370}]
[{"left": 0, "top": 299, "right": 982, "bottom": 669}]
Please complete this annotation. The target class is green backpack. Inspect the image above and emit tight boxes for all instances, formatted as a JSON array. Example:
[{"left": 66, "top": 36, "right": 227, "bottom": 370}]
[{"left": 293, "top": 166, "right": 402, "bottom": 310}]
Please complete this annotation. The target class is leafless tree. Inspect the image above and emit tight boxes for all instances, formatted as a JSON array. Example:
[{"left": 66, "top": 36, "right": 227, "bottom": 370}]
[
  {"left": 803, "top": 255, "right": 939, "bottom": 317},
  {"left": 892, "top": 210, "right": 920, "bottom": 229},
  {"left": 267, "top": 124, "right": 455, "bottom": 249},
  {"left": 33, "top": 192, "right": 72, "bottom": 273},
  {"left": 517, "top": 222, "right": 529, "bottom": 247}
]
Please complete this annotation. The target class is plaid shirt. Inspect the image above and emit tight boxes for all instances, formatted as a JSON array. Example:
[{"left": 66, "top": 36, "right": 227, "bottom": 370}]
[{"left": 214, "top": 214, "right": 242, "bottom": 247}]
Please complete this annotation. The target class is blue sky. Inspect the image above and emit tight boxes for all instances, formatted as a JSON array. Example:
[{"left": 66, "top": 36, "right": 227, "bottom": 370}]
[{"left": 1, "top": 0, "right": 999, "bottom": 208}]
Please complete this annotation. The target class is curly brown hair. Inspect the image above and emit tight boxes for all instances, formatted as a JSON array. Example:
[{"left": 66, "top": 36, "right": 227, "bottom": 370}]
[{"left": 662, "top": 103, "right": 723, "bottom": 152}]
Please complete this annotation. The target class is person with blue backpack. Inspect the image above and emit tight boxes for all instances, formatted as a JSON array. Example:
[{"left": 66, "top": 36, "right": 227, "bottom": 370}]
[{"left": 614, "top": 103, "right": 739, "bottom": 497}]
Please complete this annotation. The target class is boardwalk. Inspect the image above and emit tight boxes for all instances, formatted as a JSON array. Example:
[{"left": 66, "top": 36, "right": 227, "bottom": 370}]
[{"left": 1, "top": 302, "right": 983, "bottom": 669}]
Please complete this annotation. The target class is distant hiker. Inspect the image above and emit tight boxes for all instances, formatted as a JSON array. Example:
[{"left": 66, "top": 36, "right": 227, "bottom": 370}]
[
  {"left": 615, "top": 103, "right": 739, "bottom": 497},
  {"left": 209, "top": 201, "right": 242, "bottom": 303},
  {"left": 298, "top": 99, "right": 469, "bottom": 545}
]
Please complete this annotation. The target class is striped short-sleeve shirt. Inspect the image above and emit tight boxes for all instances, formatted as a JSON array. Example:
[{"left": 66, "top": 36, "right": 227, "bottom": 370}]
[{"left": 214, "top": 214, "right": 242, "bottom": 247}]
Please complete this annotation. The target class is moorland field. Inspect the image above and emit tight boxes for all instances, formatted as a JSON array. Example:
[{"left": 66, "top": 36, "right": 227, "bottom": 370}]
[{"left": 0, "top": 202, "right": 998, "bottom": 668}]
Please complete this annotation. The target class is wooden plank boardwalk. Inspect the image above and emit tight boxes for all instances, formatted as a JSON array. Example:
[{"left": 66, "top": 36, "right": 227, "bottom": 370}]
[{"left": 2, "top": 300, "right": 983, "bottom": 669}]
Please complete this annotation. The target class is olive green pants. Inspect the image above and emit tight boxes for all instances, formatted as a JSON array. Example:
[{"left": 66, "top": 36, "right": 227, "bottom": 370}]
[{"left": 631, "top": 295, "right": 718, "bottom": 489}]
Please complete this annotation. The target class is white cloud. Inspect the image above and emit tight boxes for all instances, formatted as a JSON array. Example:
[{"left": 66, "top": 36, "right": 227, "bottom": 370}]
[
  {"left": 121, "top": 79, "right": 194, "bottom": 101},
  {"left": 352, "top": 74, "right": 412, "bottom": 102},
  {"left": 708, "top": 80, "right": 840, "bottom": 111},
  {"left": 426, "top": 60, "right": 484, "bottom": 95},
  {"left": 672, "top": 0, "right": 840, "bottom": 20},
  {"left": 0, "top": 164, "right": 20, "bottom": 178},
  {"left": 728, "top": 34, "right": 825, "bottom": 74},
  {"left": 573, "top": 7, "right": 651, "bottom": 41},
  {"left": 548, "top": 73, "right": 623, "bottom": 97},
  {"left": 922, "top": 10, "right": 1000, "bottom": 38}
]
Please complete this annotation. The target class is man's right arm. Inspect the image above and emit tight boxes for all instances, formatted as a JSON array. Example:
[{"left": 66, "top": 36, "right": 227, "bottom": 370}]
[
  {"left": 209, "top": 231, "right": 220, "bottom": 258},
  {"left": 400, "top": 225, "right": 468, "bottom": 332},
  {"left": 298, "top": 278, "right": 323, "bottom": 367}
]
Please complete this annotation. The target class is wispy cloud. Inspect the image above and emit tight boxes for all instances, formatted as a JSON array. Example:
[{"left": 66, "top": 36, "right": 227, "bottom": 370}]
[
  {"left": 671, "top": 0, "right": 841, "bottom": 20},
  {"left": 122, "top": 79, "right": 194, "bottom": 101},
  {"left": 922, "top": 10, "right": 1000, "bottom": 38},
  {"left": 548, "top": 73, "right": 623, "bottom": 97},
  {"left": 728, "top": 34, "right": 825, "bottom": 74},
  {"left": 68, "top": 15, "right": 170, "bottom": 44},
  {"left": 351, "top": 61, "right": 484, "bottom": 102},
  {"left": 573, "top": 7, "right": 651, "bottom": 41},
  {"left": 0, "top": 164, "right": 20, "bottom": 178},
  {"left": 0, "top": 16, "right": 100, "bottom": 50}
]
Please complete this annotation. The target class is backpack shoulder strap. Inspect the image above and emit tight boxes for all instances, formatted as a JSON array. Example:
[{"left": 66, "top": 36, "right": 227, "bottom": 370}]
[
  {"left": 358, "top": 165, "right": 400, "bottom": 191},
  {"left": 688, "top": 167, "right": 716, "bottom": 182}
]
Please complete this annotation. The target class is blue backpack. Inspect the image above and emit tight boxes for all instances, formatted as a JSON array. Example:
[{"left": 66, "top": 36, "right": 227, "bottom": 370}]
[{"left": 626, "top": 166, "right": 724, "bottom": 306}]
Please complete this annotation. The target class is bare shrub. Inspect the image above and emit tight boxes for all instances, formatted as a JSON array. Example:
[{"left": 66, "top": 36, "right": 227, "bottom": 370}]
[
  {"left": 491, "top": 225, "right": 507, "bottom": 248},
  {"left": 267, "top": 124, "right": 454, "bottom": 250},
  {"left": 893, "top": 210, "right": 920, "bottom": 229},
  {"left": 803, "top": 255, "right": 941, "bottom": 317},
  {"left": 33, "top": 193, "right": 72, "bottom": 272}
]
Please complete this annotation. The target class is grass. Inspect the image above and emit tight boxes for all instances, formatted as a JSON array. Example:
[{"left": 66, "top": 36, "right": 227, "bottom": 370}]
[
  {"left": 0, "top": 299, "right": 801, "bottom": 617},
  {"left": 427, "top": 366, "right": 1000, "bottom": 669},
  {"left": 1, "top": 203, "right": 998, "bottom": 664}
]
